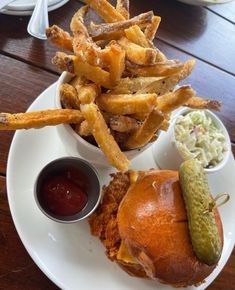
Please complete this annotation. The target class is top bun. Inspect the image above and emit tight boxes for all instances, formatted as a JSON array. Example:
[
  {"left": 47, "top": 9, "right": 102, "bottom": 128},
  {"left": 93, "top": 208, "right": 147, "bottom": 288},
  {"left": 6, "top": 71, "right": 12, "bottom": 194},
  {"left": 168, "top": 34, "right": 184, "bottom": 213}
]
[{"left": 117, "top": 170, "right": 223, "bottom": 287}]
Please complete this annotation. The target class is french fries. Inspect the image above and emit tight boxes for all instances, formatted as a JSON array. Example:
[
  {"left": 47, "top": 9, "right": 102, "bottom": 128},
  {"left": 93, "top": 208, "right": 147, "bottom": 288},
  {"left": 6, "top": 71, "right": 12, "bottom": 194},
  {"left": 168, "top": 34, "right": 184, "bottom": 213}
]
[
  {"left": 104, "top": 44, "right": 126, "bottom": 86},
  {"left": 125, "top": 109, "right": 164, "bottom": 149},
  {"left": 46, "top": 25, "right": 73, "bottom": 51},
  {"left": 89, "top": 11, "right": 154, "bottom": 39},
  {"left": 125, "top": 25, "right": 152, "bottom": 48},
  {"left": 116, "top": 0, "right": 129, "bottom": 19},
  {"left": 111, "top": 76, "right": 164, "bottom": 94},
  {"left": 81, "top": 103, "right": 130, "bottom": 172},
  {"left": 136, "top": 59, "right": 196, "bottom": 95},
  {"left": 0, "top": 109, "right": 83, "bottom": 130},
  {"left": 184, "top": 97, "right": 221, "bottom": 111},
  {"left": 70, "top": 7, "right": 102, "bottom": 67},
  {"left": 157, "top": 85, "right": 196, "bottom": 113},
  {"left": 118, "top": 37, "right": 157, "bottom": 65},
  {"left": 52, "top": 52, "right": 111, "bottom": 88},
  {"left": 145, "top": 16, "right": 161, "bottom": 41},
  {"left": 85, "top": 0, "right": 125, "bottom": 22},
  {"left": 69, "top": 75, "right": 87, "bottom": 92},
  {"left": 126, "top": 60, "right": 184, "bottom": 77},
  {"left": 0, "top": 1, "right": 217, "bottom": 172},
  {"left": 60, "top": 83, "right": 80, "bottom": 109},
  {"left": 97, "top": 93, "right": 158, "bottom": 115},
  {"left": 109, "top": 115, "right": 140, "bottom": 132},
  {"left": 77, "top": 83, "right": 99, "bottom": 104},
  {"left": 75, "top": 120, "right": 92, "bottom": 136}
]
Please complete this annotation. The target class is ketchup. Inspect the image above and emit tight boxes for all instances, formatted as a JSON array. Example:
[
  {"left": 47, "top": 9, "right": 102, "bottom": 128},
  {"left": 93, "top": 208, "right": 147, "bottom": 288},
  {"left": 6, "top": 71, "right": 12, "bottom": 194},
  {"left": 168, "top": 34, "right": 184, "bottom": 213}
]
[{"left": 40, "top": 169, "right": 88, "bottom": 216}]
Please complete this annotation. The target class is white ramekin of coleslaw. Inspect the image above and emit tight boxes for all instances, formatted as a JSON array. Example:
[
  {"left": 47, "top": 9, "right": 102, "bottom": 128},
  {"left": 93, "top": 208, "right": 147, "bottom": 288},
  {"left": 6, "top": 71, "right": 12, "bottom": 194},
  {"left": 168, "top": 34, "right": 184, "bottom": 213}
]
[{"left": 152, "top": 108, "right": 231, "bottom": 173}]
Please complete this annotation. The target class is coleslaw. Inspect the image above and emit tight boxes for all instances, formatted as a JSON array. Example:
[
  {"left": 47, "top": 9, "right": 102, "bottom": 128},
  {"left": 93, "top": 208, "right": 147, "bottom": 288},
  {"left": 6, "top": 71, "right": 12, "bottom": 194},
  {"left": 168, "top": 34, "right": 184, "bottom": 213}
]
[{"left": 174, "top": 110, "right": 228, "bottom": 168}]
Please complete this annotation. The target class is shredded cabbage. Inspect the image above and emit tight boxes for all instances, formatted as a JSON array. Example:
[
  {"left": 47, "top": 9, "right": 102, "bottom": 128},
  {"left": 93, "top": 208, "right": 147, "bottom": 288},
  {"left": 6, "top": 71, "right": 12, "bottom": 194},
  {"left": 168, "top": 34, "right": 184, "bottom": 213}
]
[{"left": 174, "top": 110, "right": 227, "bottom": 168}]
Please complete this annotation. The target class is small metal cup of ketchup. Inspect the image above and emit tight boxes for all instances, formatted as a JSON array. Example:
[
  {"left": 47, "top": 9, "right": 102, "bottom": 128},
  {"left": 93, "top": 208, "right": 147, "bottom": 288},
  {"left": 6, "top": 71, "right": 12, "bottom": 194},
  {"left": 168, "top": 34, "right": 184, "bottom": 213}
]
[{"left": 34, "top": 157, "right": 101, "bottom": 223}]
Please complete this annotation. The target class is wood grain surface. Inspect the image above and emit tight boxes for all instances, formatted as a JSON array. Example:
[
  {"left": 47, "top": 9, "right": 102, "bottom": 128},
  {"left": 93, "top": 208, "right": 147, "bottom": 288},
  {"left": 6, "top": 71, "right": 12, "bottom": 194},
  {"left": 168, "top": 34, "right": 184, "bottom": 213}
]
[
  {"left": 0, "top": 0, "right": 234, "bottom": 289},
  {"left": 207, "top": 1, "right": 235, "bottom": 24},
  {"left": 0, "top": 55, "right": 57, "bottom": 174}
]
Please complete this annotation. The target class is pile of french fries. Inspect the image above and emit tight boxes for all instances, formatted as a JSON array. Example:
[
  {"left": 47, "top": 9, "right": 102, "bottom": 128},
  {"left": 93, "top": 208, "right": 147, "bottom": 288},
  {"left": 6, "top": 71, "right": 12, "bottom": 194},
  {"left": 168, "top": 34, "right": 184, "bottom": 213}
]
[{"left": 0, "top": 0, "right": 221, "bottom": 172}]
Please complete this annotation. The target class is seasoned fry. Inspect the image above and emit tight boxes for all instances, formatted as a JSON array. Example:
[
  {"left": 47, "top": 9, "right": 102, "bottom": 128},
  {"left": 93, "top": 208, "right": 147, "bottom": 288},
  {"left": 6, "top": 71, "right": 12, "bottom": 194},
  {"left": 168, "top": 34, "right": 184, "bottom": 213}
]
[
  {"left": 177, "top": 59, "right": 196, "bottom": 81},
  {"left": 92, "top": 31, "right": 124, "bottom": 42},
  {"left": 116, "top": 0, "right": 129, "bottom": 19},
  {"left": 157, "top": 85, "right": 196, "bottom": 113},
  {"left": 125, "top": 25, "right": 152, "bottom": 48},
  {"left": 60, "top": 83, "right": 80, "bottom": 109},
  {"left": 125, "top": 109, "right": 164, "bottom": 149},
  {"left": 159, "top": 119, "right": 170, "bottom": 131},
  {"left": 0, "top": 109, "right": 83, "bottom": 130},
  {"left": 80, "top": 103, "right": 130, "bottom": 172},
  {"left": 97, "top": 93, "right": 158, "bottom": 115},
  {"left": 72, "top": 4, "right": 88, "bottom": 20},
  {"left": 71, "top": 20, "right": 90, "bottom": 54},
  {"left": 118, "top": 37, "right": 157, "bottom": 65},
  {"left": 51, "top": 51, "right": 69, "bottom": 71},
  {"left": 77, "top": 83, "right": 100, "bottom": 104},
  {"left": 184, "top": 97, "right": 221, "bottom": 111},
  {"left": 89, "top": 11, "right": 154, "bottom": 38},
  {"left": 136, "top": 59, "right": 196, "bottom": 95},
  {"left": 145, "top": 16, "right": 161, "bottom": 41},
  {"left": 103, "top": 44, "right": 125, "bottom": 85},
  {"left": 124, "top": 23, "right": 166, "bottom": 62},
  {"left": 85, "top": 0, "right": 125, "bottom": 22},
  {"left": 69, "top": 75, "right": 87, "bottom": 92},
  {"left": 126, "top": 60, "right": 184, "bottom": 77},
  {"left": 75, "top": 120, "right": 92, "bottom": 136},
  {"left": 70, "top": 6, "right": 101, "bottom": 66},
  {"left": 130, "top": 112, "right": 149, "bottom": 121},
  {"left": 52, "top": 52, "right": 111, "bottom": 88},
  {"left": 109, "top": 115, "right": 140, "bottom": 132},
  {"left": 46, "top": 25, "right": 73, "bottom": 51},
  {"left": 70, "top": 6, "right": 89, "bottom": 37},
  {"left": 111, "top": 76, "right": 164, "bottom": 94}
]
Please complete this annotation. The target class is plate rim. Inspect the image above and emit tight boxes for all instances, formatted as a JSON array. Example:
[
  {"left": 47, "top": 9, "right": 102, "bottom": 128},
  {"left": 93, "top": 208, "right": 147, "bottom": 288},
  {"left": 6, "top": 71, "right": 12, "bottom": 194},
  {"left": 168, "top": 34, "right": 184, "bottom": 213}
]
[{"left": 1, "top": 0, "right": 69, "bottom": 15}]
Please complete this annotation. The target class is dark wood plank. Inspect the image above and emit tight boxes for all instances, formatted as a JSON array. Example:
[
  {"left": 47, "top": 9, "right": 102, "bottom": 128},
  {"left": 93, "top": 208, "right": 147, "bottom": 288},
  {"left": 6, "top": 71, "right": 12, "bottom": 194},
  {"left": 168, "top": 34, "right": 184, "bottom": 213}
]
[
  {"left": 130, "top": 0, "right": 235, "bottom": 75},
  {"left": 1, "top": 145, "right": 235, "bottom": 289},
  {"left": 207, "top": 1, "right": 235, "bottom": 24},
  {"left": 0, "top": 176, "right": 59, "bottom": 290},
  {"left": 0, "top": 54, "right": 57, "bottom": 174}
]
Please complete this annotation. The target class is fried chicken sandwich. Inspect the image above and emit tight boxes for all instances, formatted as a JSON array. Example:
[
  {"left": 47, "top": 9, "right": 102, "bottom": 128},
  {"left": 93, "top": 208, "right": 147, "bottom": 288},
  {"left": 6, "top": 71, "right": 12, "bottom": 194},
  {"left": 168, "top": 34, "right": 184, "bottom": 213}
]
[{"left": 89, "top": 170, "right": 223, "bottom": 287}]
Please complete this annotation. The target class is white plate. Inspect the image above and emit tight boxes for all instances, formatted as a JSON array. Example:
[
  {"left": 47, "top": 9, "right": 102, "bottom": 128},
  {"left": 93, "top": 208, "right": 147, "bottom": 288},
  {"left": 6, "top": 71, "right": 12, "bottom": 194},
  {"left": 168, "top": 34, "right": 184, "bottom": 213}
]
[
  {"left": 6, "top": 0, "right": 62, "bottom": 11},
  {"left": 6, "top": 82, "right": 235, "bottom": 290},
  {"left": 1, "top": 0, "right": 68, "bottom": 15}
]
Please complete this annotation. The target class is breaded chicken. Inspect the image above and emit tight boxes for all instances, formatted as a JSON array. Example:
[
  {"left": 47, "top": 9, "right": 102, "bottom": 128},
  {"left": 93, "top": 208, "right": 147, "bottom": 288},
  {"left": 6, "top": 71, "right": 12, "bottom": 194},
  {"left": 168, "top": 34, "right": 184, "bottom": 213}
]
[{"left": 89, "top": 172, "right": 130, "bottom": 260}]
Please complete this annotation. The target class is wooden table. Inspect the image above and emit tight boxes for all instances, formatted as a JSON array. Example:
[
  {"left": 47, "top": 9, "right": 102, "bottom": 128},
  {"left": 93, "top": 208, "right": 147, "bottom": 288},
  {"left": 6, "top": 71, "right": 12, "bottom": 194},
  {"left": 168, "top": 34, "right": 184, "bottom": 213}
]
[{"left": 0, "top": 0, "right": 234, "bottom": 289}]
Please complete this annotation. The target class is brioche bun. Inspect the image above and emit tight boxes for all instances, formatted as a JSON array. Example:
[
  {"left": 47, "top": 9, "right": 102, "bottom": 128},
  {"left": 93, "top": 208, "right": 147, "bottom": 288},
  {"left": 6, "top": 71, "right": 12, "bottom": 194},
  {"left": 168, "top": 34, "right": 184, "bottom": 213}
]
[{"left": 117, "top": 170, "right": 223, "bottom": 287}]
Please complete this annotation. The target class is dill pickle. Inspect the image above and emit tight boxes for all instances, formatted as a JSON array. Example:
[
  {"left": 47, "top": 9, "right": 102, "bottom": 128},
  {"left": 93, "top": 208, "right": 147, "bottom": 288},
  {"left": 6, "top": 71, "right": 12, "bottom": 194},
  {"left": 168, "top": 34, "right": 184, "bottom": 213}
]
[{"left": 179, "top": 159, "right": 222, "bottom": 266}]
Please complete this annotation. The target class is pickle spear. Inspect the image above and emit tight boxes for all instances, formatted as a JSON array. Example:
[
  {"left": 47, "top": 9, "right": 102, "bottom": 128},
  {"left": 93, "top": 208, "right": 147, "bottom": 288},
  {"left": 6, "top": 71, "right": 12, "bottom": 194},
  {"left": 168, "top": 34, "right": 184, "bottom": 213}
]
[{"left": 179, "top": 159, "right": 222, "bottom": 266}]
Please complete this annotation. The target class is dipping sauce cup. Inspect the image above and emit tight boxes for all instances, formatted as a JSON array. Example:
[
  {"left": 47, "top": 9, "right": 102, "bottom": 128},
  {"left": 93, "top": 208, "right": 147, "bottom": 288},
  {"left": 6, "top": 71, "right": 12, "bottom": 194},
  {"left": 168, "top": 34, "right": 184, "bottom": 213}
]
[{"left": 35, "top": 157, "right": 101, "bottom": 223}]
